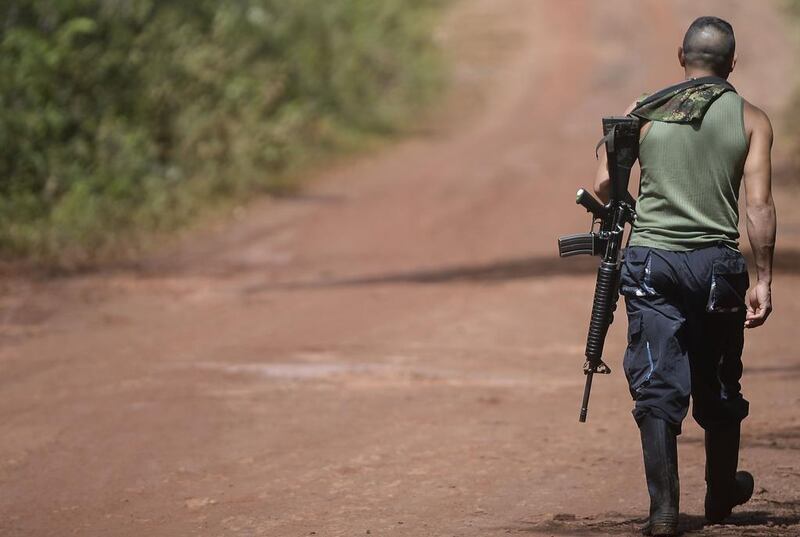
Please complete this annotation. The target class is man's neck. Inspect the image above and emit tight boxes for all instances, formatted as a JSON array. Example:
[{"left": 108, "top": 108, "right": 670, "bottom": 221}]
[{"left": 684, "top": 69, "right": 726, "bottom": 80}]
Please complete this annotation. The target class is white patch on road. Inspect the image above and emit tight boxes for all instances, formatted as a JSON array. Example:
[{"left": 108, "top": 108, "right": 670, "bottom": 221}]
[{"left": 190, "top": 360, "right": 583, "bottom": 391}]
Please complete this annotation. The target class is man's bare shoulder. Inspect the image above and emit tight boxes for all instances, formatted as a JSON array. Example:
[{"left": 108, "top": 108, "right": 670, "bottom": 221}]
[
  {"left": 741, "top": 98, "right": 773, "bottom": 139},
  {"left": 623, "top": 98, "right": 652, "bottom": 139}
]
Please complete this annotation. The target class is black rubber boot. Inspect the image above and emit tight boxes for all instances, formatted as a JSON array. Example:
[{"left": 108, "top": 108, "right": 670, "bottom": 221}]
[
  {"left": 704, "top": 423, "right": 754, "bottom": 524},
  {"left": 640, "top": 416, "right": 679, "bottom": 536}
]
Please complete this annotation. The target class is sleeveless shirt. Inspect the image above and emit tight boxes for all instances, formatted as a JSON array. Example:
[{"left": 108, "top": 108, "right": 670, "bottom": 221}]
[{"left": 629, "top": 91, "right": 748, "bottom": 251}]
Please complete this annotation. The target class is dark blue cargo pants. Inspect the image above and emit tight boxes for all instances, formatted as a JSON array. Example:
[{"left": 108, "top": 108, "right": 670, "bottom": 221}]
[{"left": 620, "top": 244, "right": 750, "bottom": 434}]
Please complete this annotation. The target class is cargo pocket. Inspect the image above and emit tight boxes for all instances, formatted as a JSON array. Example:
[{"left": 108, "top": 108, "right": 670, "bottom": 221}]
[
  {"left": 623, "top": 311, "right": 652, "bottom": 397},
  {"left": 620, "top": 248, "right": 655, "bottom": 297},
  {"left": 706, "top": 254, "right": 749, "bottom": 313}
]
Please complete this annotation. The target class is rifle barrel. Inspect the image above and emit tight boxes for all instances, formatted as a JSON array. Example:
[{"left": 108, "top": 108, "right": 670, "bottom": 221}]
[{"left": 579, "top": 371, "right": 593, "bottom": 422}]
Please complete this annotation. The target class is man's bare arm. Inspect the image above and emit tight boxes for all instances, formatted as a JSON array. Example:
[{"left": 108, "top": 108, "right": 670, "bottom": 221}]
[
  {"left": 742, "top": 102, "right": 776, "bottom": 329},
  {"left": 594, "top": 144, "right": 612, "bottom": 203}
]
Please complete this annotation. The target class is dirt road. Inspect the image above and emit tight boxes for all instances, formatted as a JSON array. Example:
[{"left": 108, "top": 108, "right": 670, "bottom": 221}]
[{"left": 2, "top": 1, "right": 800, "bottom": 536}]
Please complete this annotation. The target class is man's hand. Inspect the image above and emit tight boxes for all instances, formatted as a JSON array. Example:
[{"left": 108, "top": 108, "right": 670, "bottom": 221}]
[{"left": 745, "top": 280, "right": 772, "bottom": 329}]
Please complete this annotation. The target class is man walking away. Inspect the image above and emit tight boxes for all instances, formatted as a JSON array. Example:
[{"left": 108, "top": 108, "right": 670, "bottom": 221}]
[{"left": 593, "top": 16, "right": 776, "bottom": 537}]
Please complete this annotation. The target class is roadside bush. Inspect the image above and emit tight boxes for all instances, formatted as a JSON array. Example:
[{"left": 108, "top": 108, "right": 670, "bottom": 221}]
[{"left": 0, "top": 0, "right": 445, "bottom": 266}]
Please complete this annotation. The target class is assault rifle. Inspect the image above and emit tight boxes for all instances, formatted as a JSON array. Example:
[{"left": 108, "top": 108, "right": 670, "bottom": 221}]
[{"left": 557, "top": 116, "right": 639, "bottom": 422}]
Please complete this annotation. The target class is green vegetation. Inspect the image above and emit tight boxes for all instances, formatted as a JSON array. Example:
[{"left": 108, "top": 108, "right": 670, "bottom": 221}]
[{"left": 1, "top": 0, "right": 445, "bottom": 267}]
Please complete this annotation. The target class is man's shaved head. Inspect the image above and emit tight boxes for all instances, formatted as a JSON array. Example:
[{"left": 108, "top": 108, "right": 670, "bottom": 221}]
[{"left": 682, "top": 16, "right": 736, "bottom": 77}]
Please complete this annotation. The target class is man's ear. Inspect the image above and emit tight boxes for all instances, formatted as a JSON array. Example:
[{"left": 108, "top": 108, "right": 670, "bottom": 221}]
[
  {"left": 730, "top": 53, "right": 738, "bottom": 74},
  {"left": 678, "top": 46, "right": 686, "bottom": 68}
]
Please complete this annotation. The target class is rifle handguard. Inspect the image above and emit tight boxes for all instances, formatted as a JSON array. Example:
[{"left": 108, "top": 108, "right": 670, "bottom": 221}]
[{"left": 585, "top": 261, "right": 620, "bottom": 368}]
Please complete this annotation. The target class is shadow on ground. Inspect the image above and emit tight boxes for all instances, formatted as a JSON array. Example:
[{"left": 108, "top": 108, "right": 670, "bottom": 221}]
[
  {"left": 249, "top": 248, "right": 800, "bottom": 292},
  {"left": 504, "top": 508, "right": 800, "bottom": 536},
  {"left": 246, "top": 253, "right": 597, "bottom": 292}
]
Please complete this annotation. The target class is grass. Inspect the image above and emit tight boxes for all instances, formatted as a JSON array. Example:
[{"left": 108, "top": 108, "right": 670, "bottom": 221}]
[{"left": 0, "top": 0, "right": 447, "bottom": 269}]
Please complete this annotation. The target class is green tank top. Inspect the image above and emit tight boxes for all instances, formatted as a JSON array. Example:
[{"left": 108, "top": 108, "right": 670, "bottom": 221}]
[{"left": 629, "top": 91, "right": 748, "bottom": 251}]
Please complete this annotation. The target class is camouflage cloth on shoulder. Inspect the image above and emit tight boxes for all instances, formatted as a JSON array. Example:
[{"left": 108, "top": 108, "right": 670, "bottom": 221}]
[{"left": 631, "top": 77, "right": 736, "bottom": 124}]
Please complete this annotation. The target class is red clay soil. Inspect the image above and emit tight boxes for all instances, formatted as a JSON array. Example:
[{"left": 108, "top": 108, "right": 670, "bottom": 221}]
[{"left": 2, "top": 1, "right": 800, "bottom": 536}]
